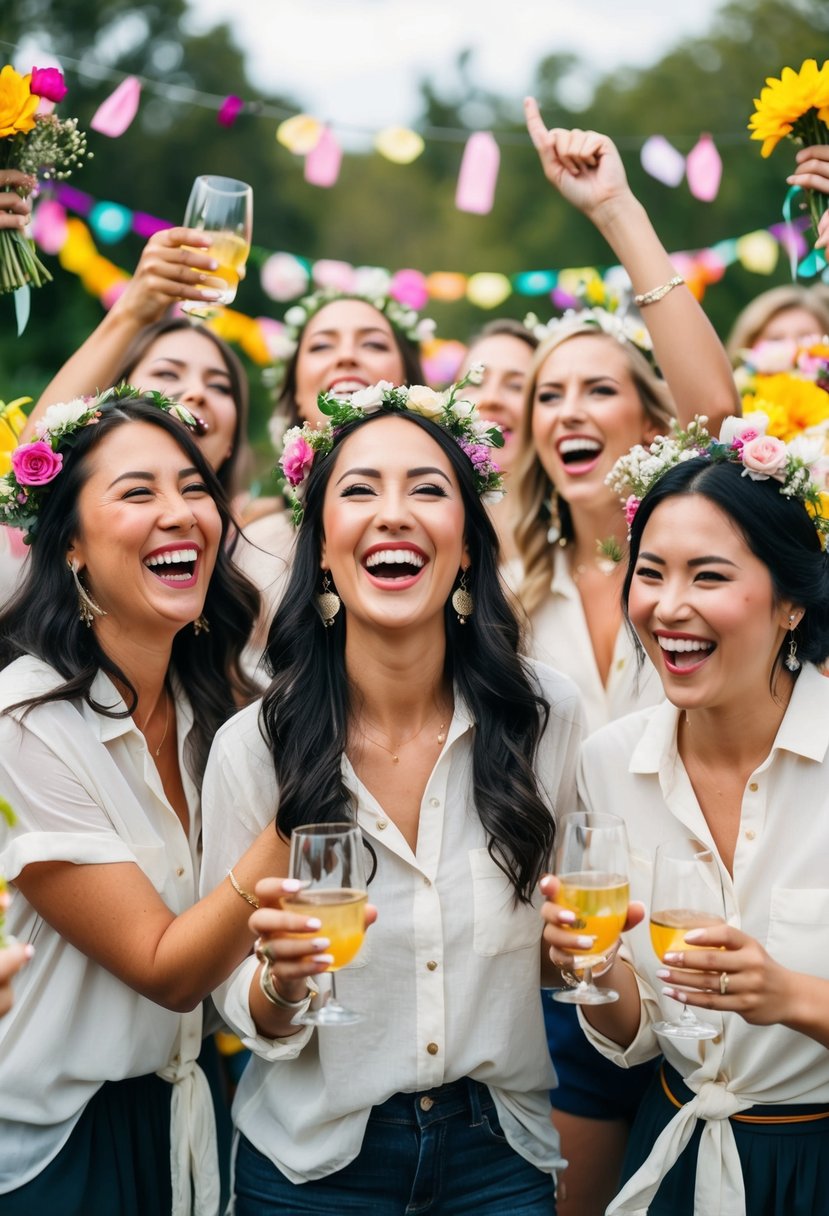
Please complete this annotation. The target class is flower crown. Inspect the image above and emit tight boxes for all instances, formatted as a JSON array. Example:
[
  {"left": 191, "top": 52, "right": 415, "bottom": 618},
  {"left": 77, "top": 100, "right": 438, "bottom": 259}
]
[
  {"left": 524, "top": 306, "right": 656, "bottom": 367},
  {"left": 607, "top": 413, "right": 829, "bottom": 546},
  {"left": 279, "top": 368, "right": 504, "bottom": 525},
  {"left": 0, "top": 386, "right": 197, "bottom": 543},
  {"left": 266, "top": 288, "right": 437, "bottom": 388}
]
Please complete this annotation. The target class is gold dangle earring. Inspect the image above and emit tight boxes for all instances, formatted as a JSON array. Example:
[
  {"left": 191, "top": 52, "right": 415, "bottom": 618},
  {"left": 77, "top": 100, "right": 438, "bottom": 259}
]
[
  {"left": 193, "top": 615, "right": 210, "bottom": 636},
  {"left": 785, "top": 613, "right": 801, "bottom": 673},
  {"left": 452, "top": 569, "right": 474, "bottom": 625},
  {"left": 316, "top": 572, "right": 341, "bottom": 628},
  {"left": 68, "top": 559, "right": 106, "bottom": 627}
]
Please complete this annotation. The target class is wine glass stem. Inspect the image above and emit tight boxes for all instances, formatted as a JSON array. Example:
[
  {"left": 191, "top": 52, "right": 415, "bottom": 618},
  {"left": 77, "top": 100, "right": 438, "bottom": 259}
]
[{"left": 329, "top": 971, "right": 339, "bottom": 1008}]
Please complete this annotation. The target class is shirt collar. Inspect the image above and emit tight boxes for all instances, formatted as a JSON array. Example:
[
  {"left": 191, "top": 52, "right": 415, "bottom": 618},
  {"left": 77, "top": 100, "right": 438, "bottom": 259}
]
[
  {"left": 549, "top": 545, "right": 578, "bottom": 600},
  {"left": 628, "top": 662, "right": 829, "bottom": 775}
]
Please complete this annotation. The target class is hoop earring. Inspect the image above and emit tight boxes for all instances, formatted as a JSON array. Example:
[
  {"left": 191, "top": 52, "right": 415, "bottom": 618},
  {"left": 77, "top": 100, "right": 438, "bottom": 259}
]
[
  {"left": 785, "top": 613, "right": 801, "bottom": 673},
  {"left": 68, "top": 559, "right": 106, "bottom": 627},
  {"left": 317, "top": 572, "right": 341, "bottom": 628},
  {"left": 193, "top": 615, "right": 210, "bottom": 636},
  {"left": 452, "top": 569, "right": 474, "bottom": 625}
]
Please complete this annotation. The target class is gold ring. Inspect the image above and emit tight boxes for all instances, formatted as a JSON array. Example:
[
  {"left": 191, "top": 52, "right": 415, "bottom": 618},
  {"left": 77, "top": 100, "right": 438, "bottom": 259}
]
[
  {"left": 254, "top": 937, "right": 273, "bottom": 966},
  {"left": 719, "top": 971, "right": 730, "bottom": 996}
]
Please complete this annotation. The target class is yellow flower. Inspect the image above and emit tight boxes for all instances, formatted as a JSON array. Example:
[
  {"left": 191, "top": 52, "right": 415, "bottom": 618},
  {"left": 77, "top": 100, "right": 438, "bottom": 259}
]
[
  {"left": 748, "top": 59, "right": 829, "bottom": 157},
  {"left": 743, "top": 374, "right": 829, "bottom": 442},
  {"left": 805, "top": 493, "right": 829, "bottom": 548},
  {"left": 0, "top": 397, "right": 30, "bottom": 476},
  {"left": 0, "top": 65, "right": 38, "bottom": 138}
]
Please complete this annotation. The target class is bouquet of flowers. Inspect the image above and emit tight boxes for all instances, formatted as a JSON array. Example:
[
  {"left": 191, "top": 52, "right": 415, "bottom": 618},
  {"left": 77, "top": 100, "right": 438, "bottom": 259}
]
[
  {"left": 0, "top": 64, "right": 89, "bottom": 294},
  {"left": 748, "top": 58, "right": 829, "bottom": 235},
  {"left": 735, "top": 339, "right": 829, "bottom": 443}
]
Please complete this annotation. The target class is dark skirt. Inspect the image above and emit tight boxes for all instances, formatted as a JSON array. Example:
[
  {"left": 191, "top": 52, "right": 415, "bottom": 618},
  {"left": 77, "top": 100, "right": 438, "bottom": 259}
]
[
  {"left": 620, "top": 1063, "right": 829, "bottom": 1216},
  {"left": 0, "top": 1072, "right": 173, "bottom": 1216}
]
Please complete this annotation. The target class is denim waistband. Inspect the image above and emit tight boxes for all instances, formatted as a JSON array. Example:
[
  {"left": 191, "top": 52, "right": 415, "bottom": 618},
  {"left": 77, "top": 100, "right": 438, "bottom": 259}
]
[{"left": 371, "top": 1078, "right": 495, "bottom": 1129}]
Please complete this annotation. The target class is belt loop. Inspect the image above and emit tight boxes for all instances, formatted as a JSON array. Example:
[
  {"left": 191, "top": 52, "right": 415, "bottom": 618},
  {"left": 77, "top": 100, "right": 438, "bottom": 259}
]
[{"left": 467, "top": 1078, "right": 484, "bottom": 1125}]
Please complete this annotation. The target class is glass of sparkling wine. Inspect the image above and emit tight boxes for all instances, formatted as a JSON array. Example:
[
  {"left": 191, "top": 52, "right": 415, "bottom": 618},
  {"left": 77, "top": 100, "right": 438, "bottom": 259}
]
[
  {"left": 553, "top": 811, "right": 630, "bottom": 1006},
  {"left": 650, "top": 839, "right": 725, "bottom": 1040},
  {"left": 284, "top": 823, "right": 368, "bottom": 1026},
  {"left": 181, "top": 175, "right": 253, "bottom": 316}
]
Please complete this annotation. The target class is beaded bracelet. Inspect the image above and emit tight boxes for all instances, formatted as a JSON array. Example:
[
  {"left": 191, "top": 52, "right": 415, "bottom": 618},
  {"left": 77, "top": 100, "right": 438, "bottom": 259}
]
[{"left": 634, "top": 274, "right": 684, "bottom": 307}]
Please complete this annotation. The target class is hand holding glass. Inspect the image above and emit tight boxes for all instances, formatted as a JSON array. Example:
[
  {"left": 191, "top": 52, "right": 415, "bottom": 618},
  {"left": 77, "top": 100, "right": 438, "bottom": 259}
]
[
  {"left": 181, "top": 175, "right": 252, "bottom": 315},
  {"left": 553, "top": 811, "right": 630, "bottom": 1005},
  {"left": 650, "top": 838, "right": 726, "bottom": 1040},
  {"left": 284, "top": 823, "right": 368, "bottom": 1026}
]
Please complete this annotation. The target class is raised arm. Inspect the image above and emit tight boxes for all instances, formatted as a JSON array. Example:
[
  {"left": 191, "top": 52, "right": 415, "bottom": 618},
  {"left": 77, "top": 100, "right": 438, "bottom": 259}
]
[
  {"left": 23, "top": 227, "right": 225, "bottom": 440},
  {"left": 524, "top": 98, "right": 739, "bottom": 433}
]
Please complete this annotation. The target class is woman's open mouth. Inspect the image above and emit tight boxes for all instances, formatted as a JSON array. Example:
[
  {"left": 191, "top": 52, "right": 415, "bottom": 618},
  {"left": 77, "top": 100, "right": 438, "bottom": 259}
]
[
  {"left": 655, "top": 632, "right": 716, "bottom": 675},
  {"left": 556, "top": 435, "right": 604, "bottom": 475},
  {"left": 361, "top": 544, "right": 428, "bottom": 589},
  {"left": 143, "top": 545, "right": 201, "bottom": 589}
]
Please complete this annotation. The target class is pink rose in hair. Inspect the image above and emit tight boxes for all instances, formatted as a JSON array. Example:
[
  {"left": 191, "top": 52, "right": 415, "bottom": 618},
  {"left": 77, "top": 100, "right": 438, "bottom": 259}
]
[
  {"left": 11, "top": 441, "right": 63, "bottom": 487},
  {"left": 281, "top": 435, "right": 314, "bottom": 487},
  {"left": 740, "top": 435, "right": 787, "bottom": 480},
  {"left": 624, "top": 495, "right": 640, "bottom": 527},
  {"left": 29, "top": 67, "right": 68, "bottom": 103}
]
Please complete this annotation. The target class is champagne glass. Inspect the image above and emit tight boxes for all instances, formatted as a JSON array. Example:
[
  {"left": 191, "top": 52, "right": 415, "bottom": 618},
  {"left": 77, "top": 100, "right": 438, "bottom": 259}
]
[
  {"left": 650, "top": 838, "right": 725, "bottom": 1040},
  {"left": 181, "top": 175, "right": 253, "bottom": 316},
  {"left": 553, "top": 811, "right": 630, "bottom": 1005},
  {"left": 284, "top": 823, "right": 368, "bottom": 1026}
]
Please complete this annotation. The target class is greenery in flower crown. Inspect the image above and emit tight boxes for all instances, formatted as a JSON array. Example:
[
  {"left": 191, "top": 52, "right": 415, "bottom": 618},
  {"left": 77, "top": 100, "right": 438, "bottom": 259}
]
[
  {"left": 265, "top": 287, "right": 437, "bottom": 388},
  {"left": 0, "top": 384, "right": 197, "bottom": 543},
  {"left": 607, "top": 413, "right": 829, "bottom": 547},
  {"left": 278, "top": 367, "right": 504, "bottom": 526}
]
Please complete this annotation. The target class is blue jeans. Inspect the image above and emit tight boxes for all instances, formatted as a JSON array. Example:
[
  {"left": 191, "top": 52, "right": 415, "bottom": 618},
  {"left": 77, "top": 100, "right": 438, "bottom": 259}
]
[{"left": 235, "top": 1078, "right": 557, "bottom": 1215}]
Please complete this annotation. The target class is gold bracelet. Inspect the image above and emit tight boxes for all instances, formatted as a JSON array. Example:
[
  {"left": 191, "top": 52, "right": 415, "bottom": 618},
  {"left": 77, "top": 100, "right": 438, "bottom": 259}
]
[
  {"left": 227, "top": 868, "right": 260, "bottom": 909},
  {"left": 633, "top": 274, "right": 684, "bottom": 307},
  {"left": 258, "top": 963, "right": 312, "bottom": 1010}
]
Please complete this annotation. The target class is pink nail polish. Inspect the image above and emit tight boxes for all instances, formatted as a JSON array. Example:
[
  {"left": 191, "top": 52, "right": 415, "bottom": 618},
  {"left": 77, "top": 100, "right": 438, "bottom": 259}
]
[{"left": 282, "top": 879, "right": 302, "bottom": 892}]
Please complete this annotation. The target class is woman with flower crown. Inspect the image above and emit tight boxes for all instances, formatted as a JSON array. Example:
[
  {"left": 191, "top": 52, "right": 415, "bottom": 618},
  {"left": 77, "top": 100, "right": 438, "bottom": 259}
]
[
  {"left": 541, "top": 414, "right": 829, "bottom": 1215},
  {"left": 199, "top": 378, "right": 583, "bottom": 1214},
  {"left": 510, "top": 102, "right": 741, "bottom": 1216},
  {"left": 0, "top": 390, "right": 298, "bottom": 1214}
]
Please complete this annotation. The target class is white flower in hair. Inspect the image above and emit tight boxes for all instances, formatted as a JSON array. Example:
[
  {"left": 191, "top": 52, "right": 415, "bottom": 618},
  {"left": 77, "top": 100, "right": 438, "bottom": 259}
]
[
  {"left": 406, "top": 385, "right": 445, "bottom": 418},
  {"left": 466, "top": 362, "right": 485, "bottom": 386},
  {"left": 718, "top": 412, "right": 768, "bottom": 447},
  {"left": 36, "top": 398, "right": 92, "bottom": 438},
  {"left": 350, "top": 381, "right": 395, "bottom": 408},
  {"left": 283, "top": 305, "right": 307, "bottom": 327}
]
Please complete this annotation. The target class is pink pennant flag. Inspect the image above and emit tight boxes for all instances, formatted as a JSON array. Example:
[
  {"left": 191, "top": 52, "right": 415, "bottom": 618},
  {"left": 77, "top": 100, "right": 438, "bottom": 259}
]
[
  {"left": 455, "top": 132, "right": 500, "bottom": 215},
  {"left": 304, "top": 127, "right": 342, "bottom": 188},
  {"left": 217, "top": 95, "right": 244, "bottom": 127},
  {"left": 90, "top": 76, "right": 142, "bottom": 137},
  {"left": 640, "top": 135, "right": 685, "bottom": 187},
  {"left": 32, "top": 199, "right": 68, "bottom": 254},
  {"left": 686, "top": 134, "right": 722, "bottom": 202}
]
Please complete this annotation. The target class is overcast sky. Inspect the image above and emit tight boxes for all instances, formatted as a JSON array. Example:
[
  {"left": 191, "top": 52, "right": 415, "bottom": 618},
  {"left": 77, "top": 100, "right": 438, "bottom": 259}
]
[{"left": 184, "top": 0, "right": 728, "bottom": 142}]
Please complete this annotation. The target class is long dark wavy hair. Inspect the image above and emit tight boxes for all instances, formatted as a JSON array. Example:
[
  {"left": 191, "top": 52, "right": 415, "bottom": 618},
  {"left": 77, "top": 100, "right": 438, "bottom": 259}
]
[
  {"left": 622, "top": 457, "right": 829, "bottom": 673},
  {"left": 261, "top": 409, "right": 556, "bottom": 901},
  {"left": 0, "top": 397, "right": 260, "bottom": 785}
]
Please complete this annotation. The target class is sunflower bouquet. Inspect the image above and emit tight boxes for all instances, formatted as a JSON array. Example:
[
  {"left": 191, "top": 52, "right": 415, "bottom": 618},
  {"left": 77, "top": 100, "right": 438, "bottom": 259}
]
[
  {"left": 748, "top": 58, "right": 829, "bottom": 237},
  {"left": 0, "top": 63, "right": 89, "bottom": 295}
]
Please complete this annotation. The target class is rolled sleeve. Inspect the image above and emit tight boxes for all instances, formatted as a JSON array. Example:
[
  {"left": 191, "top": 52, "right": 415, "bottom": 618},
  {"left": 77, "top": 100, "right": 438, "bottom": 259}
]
[{"left": 213, "top": 956, "right": 315, "bottom": 1062}]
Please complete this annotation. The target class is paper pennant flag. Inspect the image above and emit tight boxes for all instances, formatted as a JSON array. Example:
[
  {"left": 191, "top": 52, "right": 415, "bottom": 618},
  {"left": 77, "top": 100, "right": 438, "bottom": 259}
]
[
  {"left": 686, "top": 135, "right": 722, "bottom": 202},
  {"left": 426, "top": 272, "right": 467, "bottom": 301},
  {"left": 390, "top": 268, "right": 429, "bottom": 310},
  {"left": 374, "top": 126, "right": 424, "bottom": 164},
  {"left": 89, "top": 201, "right": 132, "bottom": 244},
  {"left": 217, "top": 95, "right": 244, "bottom": 127},
  {"left": 312, "top": 258, "right": 356, "bottom": 292},
  {"left": 736, "top": 230, "right": 779, "bottom": 275},
  {"left": 32, "top": 199, "right": 68, "bottom": 255},
  {"left": 455, "top": 132, "right": 500, "bottom": 215},
  {"left": 513, "top": 270, "right": 557, "bottom": 295},
  {"left": 90, "top": 76, "right": 141, "bottom": 137},
  {"left": 640, "top": 135, "right": 685, "bottom": 187},
  {"left": 132, "top": 211, "right": 171, "bottom": 239},
  {"left": 304, "top": 127, "right": 342, "bottom": 188},
  {"left": 466, "top": 272, "right": 511, "bottom": 308},
  {"left": 277, "top": 114, "right": 322, "bottom": 155}
]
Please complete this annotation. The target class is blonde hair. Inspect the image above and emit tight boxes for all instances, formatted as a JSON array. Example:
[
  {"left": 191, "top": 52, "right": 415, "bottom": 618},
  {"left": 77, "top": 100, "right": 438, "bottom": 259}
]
[
  {"left": 512, "top": 323, "right": 675, "bottom": 618},
  {"left": 725, "top": 285, "right": 829, "bottom": 364}
]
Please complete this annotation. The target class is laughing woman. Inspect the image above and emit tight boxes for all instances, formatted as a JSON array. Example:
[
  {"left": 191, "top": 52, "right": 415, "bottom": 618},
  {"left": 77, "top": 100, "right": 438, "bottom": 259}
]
[
  {"left": 200, "top": 380, "right": 584, "bottom": 1215},
  {"left": 542, "top": 416, "right": 829, "bottom": 1215},
  {"left": 0, "top": 391, "right": 290, "bottom": 1215}
]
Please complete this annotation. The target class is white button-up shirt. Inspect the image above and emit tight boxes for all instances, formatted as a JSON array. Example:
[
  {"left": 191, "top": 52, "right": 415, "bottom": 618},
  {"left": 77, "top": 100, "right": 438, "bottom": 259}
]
[
  {"left": 526, "top": 546, "right": 664, "bottom": 734},
  {"left": 577, "top": 662, "right": 829, "bottom": 1216},
  {"left": 200, "top": 660, "right": 584, "bottom": 1183},
  {"left": 0, "top": 656, "right": 217, "bottom": 1215}
]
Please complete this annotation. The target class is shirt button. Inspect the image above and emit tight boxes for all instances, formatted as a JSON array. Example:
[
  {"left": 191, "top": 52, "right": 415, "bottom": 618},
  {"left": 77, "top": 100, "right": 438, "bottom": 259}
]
[
  {"left": 616, "top": 658, "right": 625, "bottom": 670},
  {"left": 426, "top": 1042, "right": 439, "bottom": 1056},
  {"left": 420, "top": 1096, "right": 434, "bottom": 1111},
  {"left": 376, "top": 820, "right": 388, "bottom": 830},
  {"left": 745, "top": 830, "right": 756, "bottom": 841},
  {"left": 426, "top": 960, "right": 438, "bottom": 971},
  {"left": 429, "top": 798, "right": 440, "bottom": 808},
  {"left": 749, "top": 782, "right": 759, "bottom": 793},
  {"left": 176, "top": 866, "right": 185, "bottom": 877}
]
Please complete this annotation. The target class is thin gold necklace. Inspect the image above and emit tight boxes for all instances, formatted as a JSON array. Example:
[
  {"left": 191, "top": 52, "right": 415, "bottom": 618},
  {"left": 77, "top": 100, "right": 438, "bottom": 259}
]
[
  {"left": 138, "top": 687, "right": 171, "bottom": 758},
  {"left": 361, "top": 708, "right": 447, "bottom": 764}
]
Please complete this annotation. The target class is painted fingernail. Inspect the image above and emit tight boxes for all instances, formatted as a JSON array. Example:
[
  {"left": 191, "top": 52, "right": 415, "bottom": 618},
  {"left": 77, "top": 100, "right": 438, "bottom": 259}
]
[
  {"left": 574, "top": 935, "right": 595, "bottom": 949},
  {"left": 315, "top": 954, "right": 334, "bottom": 966},
  {"left": 310, "top": 937, "right": 330, "bottom": 951},
  {"left": 662, "top": 987, "right": 678, "bottom": 1000},
  {"left": 200, "top": 289, "right": 222, "bottom": 301},
  {"left": 683, "top": 930, "right": 704, "bottom": 943},
  {"left": 558, "top": 910, "right": 576, "bottom": 924},
  {"left": 305, "top": 918, "right": 322, "bottom": 931},
  {"left": 663, "top": 952, "right": 683, "bottom": 964},
  {"left": 208, "top": 259, "right": 219, "bottom": 270},
  {"left": 655, "top": 968, "right": 671, "bottom": 980},
  {"left": 282, "top": 879, "right": 302, "bottom": 892},
  {"left": 23, "top": 944, "right": 34, "bottom": 959}
]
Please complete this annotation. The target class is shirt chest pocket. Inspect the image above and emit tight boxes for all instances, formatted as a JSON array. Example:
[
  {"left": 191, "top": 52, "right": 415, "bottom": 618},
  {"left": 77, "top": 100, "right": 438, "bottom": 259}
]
[
  {"left": 469, "top": 847, "right": 541, "bottom": 956},
  {"left": 766, "top": 888, "right": 829, "bottom": 979}
]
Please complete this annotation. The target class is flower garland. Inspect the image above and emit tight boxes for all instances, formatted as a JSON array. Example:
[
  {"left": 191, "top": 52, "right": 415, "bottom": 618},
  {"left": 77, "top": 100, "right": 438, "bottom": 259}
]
[
  {"left": 607, "top": 414, "right": 829, "bottom": 546},
  {"left": 0, "top": 385, "right": 196, "bottom": 542},
  {"left": 279, "top": 367, "right": 504, "bottom": 525},
  {"left": 0, "top": 64, "right": 90, "bottom": 294},
  {"left": 733, "top": 338, "right": 829, "bottom": 443},
  {"left": 266, "top": 287, "right": 437, "bottom": 388},
  {"left": 524, "top": 305, "right": 656, "bottom": 367}
]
